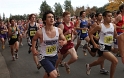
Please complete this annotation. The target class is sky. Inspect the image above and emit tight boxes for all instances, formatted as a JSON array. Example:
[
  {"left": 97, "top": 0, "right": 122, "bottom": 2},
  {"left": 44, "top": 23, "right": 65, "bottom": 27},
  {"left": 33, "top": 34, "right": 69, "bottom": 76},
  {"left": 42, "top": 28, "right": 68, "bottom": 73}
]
[{"left": 0, "top": 0, "right": 109, "bottom": 18}]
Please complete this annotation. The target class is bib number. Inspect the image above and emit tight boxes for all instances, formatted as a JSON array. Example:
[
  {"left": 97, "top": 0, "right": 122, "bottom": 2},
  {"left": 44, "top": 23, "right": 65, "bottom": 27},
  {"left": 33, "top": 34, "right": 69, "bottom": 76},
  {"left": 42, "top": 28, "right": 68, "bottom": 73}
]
[
  {"left": 46, "top": 45, "right": 56, "bottom": 54},
  {"left": 65, "top": 34, "right": 71, "bottom": 41},
  {"left": 12, "top": 35, "right": 17, "bottom": 39},
  {"left": 82, "top": 30, "right": 86, "bottom": 33},
  {"left": 1, "top": 31, "right": 5, "bottom": 34},
  {"left": 30, "top": 31, "right": 36, "bottom": 36},
  {"left": 104, "top": 36, "right": 113, "bottom": 44}
]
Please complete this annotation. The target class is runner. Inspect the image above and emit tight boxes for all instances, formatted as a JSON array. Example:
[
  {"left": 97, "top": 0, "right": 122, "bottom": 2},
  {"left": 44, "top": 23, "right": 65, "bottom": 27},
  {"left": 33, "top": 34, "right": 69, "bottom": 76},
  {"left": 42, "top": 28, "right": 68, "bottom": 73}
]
[
  {"left": 73, "top": 16, "right": 80, "bottom": 41},
  {"left": 25, "top": 14, "right": 41, "bottom": 69},
  {"left": 75, "top": 11, "right": 90, "bottom": 56},
  {"left": 54, "top": 17, "right": 62, "bottom": 27},
  {"left": 56, "top": 11, "right": 78, "bottom": 76},
  {"left": 8, "top": 19, "right": 19, "bottom": 61},
  {"left": 37, "top": 18, "right": 43, "bottom": 28},
  {"left": 86, "top": 11, "right": 118, "bottom": 78},
  {"left": 17, "top": 20, "right": 25, "bottom": 46},
  {"left": 87, "top": 13, "right": 109, "bottom": 74},
  {"left": 117, "top": 32, "right": 124, "bottom": 64},
  {"left": 32, "top": 11, "right": 67, "bottom": 78},
  {"left": 113, "top": 4, "right": 124, "bottom": 57},
  {"left": 0, "top": 20, "right": 8, "bottom": 49}
]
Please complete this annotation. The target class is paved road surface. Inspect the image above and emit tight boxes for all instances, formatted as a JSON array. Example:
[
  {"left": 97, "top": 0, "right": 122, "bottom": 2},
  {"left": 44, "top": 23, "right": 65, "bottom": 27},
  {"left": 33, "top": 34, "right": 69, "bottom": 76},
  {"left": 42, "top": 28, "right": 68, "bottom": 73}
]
[{"left": 1, "top": 39, "right": 124, "bottom": 78}]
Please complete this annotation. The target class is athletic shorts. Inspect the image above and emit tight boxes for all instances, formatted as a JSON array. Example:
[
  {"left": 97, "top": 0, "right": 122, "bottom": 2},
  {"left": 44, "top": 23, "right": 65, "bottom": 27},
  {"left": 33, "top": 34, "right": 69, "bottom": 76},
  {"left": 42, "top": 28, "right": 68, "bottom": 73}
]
[
  {"left": 40, "top": 55, "right": 58, "bottom": 74},
  {"left": 114, "top": 32, "right": 122, "bottom": 45},
  {"left": 9, "top": 39, "right": 18, "bottom": 45},
  {"left": 98, "top": 44, "right": 112, "bottom": 56},
  {"left": 0, "top": 34, "right": 7, "bottom": 39},
  {"left": 79, "top": 33, "right": 88, "bottom": 40},
  {"left": 59, "top": 41, "right": 74, "bottom": 54},
  {"left": 89, "top": 39, "right": 99, "bottom": 53}
]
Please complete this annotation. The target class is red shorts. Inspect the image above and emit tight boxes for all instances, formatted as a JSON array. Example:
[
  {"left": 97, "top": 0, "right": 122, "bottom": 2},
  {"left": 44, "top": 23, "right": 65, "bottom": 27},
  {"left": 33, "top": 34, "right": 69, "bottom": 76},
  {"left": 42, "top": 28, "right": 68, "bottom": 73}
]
[{"left": 59, "top": 41, "right": 74, "bottom": 55}]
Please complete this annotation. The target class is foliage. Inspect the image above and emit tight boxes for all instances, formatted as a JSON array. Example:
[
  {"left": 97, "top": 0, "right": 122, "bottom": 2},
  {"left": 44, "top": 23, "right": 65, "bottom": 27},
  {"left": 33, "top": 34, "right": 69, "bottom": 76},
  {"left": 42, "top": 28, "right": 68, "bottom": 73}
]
[{"left": 39, "top": 0, "right": 52, "bottom": 18}]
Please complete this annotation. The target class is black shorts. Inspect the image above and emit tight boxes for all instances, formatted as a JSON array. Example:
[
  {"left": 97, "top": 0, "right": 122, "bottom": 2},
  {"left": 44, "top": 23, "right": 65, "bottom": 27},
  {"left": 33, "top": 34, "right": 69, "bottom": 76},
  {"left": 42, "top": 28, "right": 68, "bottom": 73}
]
[
  {"left": 89, "top": 40, "right": 99, "bottom": 53},
  {"left": 98, "top": 44, "right": 112, "bottom": 56},
  {"left": 9, "top": 39, "right": 18, "bottom": 45}
]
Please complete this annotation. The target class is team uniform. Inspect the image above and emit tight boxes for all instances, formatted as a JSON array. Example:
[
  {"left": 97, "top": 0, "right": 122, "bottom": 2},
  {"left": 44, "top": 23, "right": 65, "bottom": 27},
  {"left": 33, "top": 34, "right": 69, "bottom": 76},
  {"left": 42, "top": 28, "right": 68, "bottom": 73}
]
[
  {"left": 39, "top": 27, "right": 59, "bottom": 74},
  {"left": 59, "top": 22, "right": 74, "bottom": 54},
  {"left": 79, "top": 19, "right": 88, "bottom": 40},
  {"left": 0, "top": 26, "right": 7, "bottom": 40},
  {"left": 98, "top": 23, "right": 114, "bottom": 56},
  {"left": 9, "top": 27, "right": 19, "bottom": 45},
  {"left": 27, "top": 23, "right": 38, "bottom": 53},
  {"left": 114, "top": 15, "right": 124, "bottom": 48}
]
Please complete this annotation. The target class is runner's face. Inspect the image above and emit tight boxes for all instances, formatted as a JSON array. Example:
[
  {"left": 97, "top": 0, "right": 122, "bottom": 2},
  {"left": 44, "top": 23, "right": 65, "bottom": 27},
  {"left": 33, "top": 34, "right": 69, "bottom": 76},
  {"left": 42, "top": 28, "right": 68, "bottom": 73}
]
[
  {"left": 104, "top": 13, "right": 112, "bottom": 23},
  {"left": 30, "top": 15, "right": 36, "bottom": 22},
  {"left": 64, "top": 14, "right": 71, "bottom": 22},
  {"left": 98, "top": 14, "right": 103, "bottom": 21},
  {"left": 82, "top": 12, "right": 86, "bottom": 17},
  {"left": 46, "top": 13, "right": 54, "bottom": 25},
  {"left": 11, "top": 20, "right": 15, "bottom": 26}
]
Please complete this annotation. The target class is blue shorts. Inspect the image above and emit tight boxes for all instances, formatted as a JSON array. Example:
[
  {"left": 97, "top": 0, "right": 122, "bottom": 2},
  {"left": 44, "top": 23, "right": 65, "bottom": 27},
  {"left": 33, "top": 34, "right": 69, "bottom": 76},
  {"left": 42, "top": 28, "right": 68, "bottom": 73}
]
[
  {"left": 114, "top": 32, "right": 122, "bottom": 44},
  {"left": 40, "top": 55, "right": 58, "bottom": 74},
  {"left": 79, "top": 33, "right": 88, "bottom": 40}
]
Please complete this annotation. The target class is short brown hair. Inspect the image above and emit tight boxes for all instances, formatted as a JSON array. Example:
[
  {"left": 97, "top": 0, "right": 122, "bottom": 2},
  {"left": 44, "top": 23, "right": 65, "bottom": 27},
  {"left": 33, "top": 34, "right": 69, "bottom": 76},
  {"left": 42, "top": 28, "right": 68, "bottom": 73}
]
[
  {"left": 63, "top": 11, "right": 70, "bottom": 17},
  {"left": 28, "top": 14, "right": 36, "bottom": 20}
]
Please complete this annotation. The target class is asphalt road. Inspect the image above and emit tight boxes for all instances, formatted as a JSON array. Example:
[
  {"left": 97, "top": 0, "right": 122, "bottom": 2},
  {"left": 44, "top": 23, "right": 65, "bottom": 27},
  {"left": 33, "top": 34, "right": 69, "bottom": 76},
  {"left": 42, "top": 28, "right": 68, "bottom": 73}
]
[{"left": 1, "top": 39, "right": 124, "bottom": 78}]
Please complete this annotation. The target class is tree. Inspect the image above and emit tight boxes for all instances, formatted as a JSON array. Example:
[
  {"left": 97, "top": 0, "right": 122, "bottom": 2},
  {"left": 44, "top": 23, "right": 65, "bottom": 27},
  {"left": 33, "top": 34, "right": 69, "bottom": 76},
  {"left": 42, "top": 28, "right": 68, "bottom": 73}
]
[
  {"left": 3, "top": 13, "right": 5, "bottom": 21},
  {"left": 106, "top": 0, "right": 124, "bottom": 11},
  {"left": 39, "top": 0, "right": 52, "bottom": 18},
  {"left": 96, "top": 3, "right": 109, "bottom": 13},
  {"left": 63, "top": 0, "right": 74, "bottom": 16},
  {"left": 54, "top": 2, "right": 63, "bottom": 17},
  {"left": 75, "top": 6, "right": 85, "bottom": 16}
]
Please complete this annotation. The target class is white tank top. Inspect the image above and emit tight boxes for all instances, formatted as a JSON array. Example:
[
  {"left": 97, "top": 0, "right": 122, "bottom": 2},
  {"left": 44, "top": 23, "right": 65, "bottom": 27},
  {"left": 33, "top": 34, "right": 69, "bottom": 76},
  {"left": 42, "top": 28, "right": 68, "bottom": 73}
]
[
  {"left": 39, "top": 27, "right": 59, "bottom": 56},
  {"left": 99, "top": 23, "right": 114, "bottom": 46}
]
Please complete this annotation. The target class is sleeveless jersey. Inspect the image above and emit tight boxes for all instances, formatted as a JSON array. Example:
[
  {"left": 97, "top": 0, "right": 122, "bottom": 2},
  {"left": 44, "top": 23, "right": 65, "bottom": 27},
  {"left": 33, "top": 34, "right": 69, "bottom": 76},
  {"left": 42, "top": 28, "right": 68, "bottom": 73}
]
[
  {"left": 39, "top": 27, "right": 59, "bottom": 56},
  {"left": 63, "top": 22, "right": 74, "bottom": 42},
  {"left": 99, "top": 23, "right": 114, "bottom": 46},
  {"left": 11, "top": 27, "right": 18, "bottom": 39},
  {"left": 0, "top": 26, "right": 6, "bottom": 34},
  {"left": 116, "top": 15, "right": 124, "bottom": 33},
  {"left": 80, "top": 19, "right": 88, "bottom": 33},
  {"left": 28, "top": 23, "right": 37, "bottom": 37}
]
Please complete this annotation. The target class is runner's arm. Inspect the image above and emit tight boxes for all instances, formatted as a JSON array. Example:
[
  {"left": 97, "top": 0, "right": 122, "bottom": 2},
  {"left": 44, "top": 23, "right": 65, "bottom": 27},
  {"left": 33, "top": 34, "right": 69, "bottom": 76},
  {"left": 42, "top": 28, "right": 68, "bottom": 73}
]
[
  {"left": 113, "top": 24, "right": 118, "bottom": 39},
  {"left": 32, "top": 29, "right": 41, "bottom": 55},
  {"left": 89, "top": 25, "right": 101, "bottom": 48},
  {"left": 58, "top": 28, "right": 67, "bottom": 46}
]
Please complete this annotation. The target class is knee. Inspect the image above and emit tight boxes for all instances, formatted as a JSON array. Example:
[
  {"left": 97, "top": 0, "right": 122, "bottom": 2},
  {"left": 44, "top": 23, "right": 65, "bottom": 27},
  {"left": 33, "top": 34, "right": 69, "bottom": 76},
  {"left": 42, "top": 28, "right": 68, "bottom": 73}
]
[
  {"left": 112, "top": 59, "right": 118, "bottom": 65},
  {"left": 73, "top": 56, "right": 78, "bottom": 61},
  {"left": 50, "top": 71, "right": 57, "bottom": 78}
]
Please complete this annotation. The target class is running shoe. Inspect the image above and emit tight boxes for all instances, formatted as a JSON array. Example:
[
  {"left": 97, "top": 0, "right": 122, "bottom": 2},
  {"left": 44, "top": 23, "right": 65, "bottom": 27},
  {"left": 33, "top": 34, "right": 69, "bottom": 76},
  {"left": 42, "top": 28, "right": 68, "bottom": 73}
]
[
  {"left": 56, "top": 68, "right": 60, "bottom": 77},
  {"left": 64, "top": 62, "right": 70, "bottom": 74},
  {"left": 86, "top": 64, "right": 91, "bottom": 75},
  {"left": 100, "top": 69, "right": 109, "bottom": 74},
  {"left": 37, "top": 64, "right": 42, "bottom": 70},
  {"left": 2, "top": 45, "right": 5, "bottom": 49}
]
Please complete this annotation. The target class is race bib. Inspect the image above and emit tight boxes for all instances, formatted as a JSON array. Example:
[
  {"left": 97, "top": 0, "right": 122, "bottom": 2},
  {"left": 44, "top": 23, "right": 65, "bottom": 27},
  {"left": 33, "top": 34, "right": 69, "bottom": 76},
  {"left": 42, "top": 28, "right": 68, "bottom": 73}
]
[
  {"left": 95, "top": 31, "right": 99, "bottom": 37},
  {"left": 65, "top": 34, "right": 71, "bottom": 41},
  {"left": 1, "top": 31, "right": 5, "bottom": 34},
  {"left": 46, "top": 45, "right": 56, "bottom": 54},
  {"left": 122, "top": 24, "right": 124, "bottom": 29},
  {"left": 30, "top": 31, "right": 36, "bottom": 36},
  {"left": 104, "top": 36, "right": 113, "bottom": 44},
  {"left": 82, "top": 30, "right": 86, "bottom": 33},
  {"left": 12, "top": 35, "right": 17, "bottom": 39}
]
